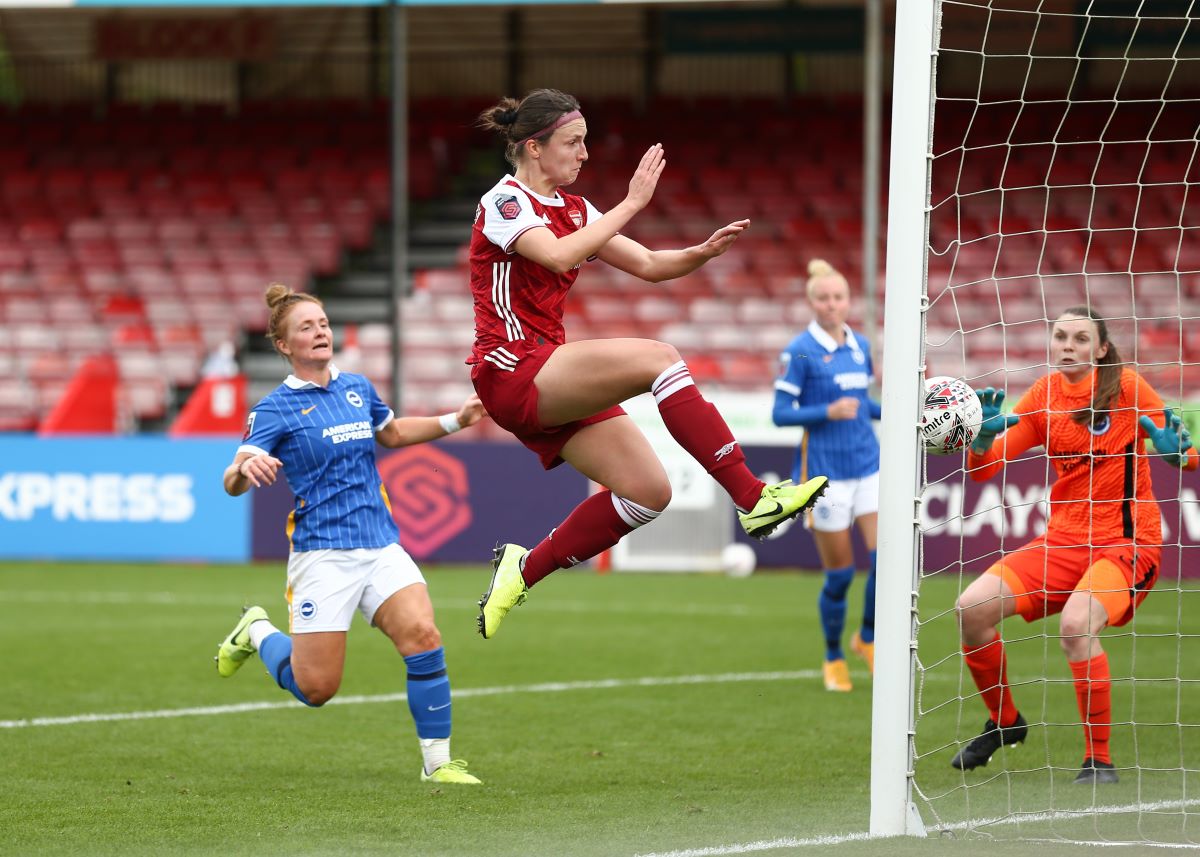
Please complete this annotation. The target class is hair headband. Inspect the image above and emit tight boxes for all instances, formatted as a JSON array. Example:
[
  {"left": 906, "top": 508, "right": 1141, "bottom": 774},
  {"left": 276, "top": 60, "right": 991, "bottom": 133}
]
[{"left": 520, "top": 109, "right": 583, "bottom": 145}]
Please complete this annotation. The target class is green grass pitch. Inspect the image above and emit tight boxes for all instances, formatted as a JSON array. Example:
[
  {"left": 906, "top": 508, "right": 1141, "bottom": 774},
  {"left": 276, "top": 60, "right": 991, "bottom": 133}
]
[{"left": 1, "top": 562, "right": 1196, "bottom": 856}]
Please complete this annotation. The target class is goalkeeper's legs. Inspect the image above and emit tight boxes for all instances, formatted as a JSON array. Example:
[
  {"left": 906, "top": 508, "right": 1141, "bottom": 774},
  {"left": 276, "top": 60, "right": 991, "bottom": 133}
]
[
  {"left": 957, "top": 567, "right": 1024, "bottom": 729},
  {"left": 1061, "top": 581, "right": 1121, "bottom": 775}
]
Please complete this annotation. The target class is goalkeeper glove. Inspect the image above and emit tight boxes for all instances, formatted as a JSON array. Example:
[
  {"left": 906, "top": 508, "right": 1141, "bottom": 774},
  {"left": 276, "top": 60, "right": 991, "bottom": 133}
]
[
  {"left": 971, "top": 388, "right": 1020, "bottom": 454},
  {"left": 1138, "top": 407, "right": 1194, "bottom": 468}
]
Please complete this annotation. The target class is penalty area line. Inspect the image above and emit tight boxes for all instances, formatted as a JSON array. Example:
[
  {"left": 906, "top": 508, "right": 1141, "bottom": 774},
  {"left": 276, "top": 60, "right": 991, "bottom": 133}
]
[{"left": 0, "top": 670, "right": 815, "bottom": 730}]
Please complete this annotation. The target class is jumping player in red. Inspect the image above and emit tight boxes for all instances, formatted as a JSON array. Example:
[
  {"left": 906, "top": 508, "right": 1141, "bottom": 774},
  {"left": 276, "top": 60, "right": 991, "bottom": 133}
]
[
  {"left": 468, "top": 88, "right": 828, "bottom": 638},
  {"left": 954, "top": 306, "right": 1196, "bottom": 783}
]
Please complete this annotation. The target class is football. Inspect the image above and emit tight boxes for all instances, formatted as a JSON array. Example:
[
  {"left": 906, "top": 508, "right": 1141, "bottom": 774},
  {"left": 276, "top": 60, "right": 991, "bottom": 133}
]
[
  {"left": 921, "top": 376, "right": 983, "bottom": 455},
  {"left": 721, "top": 542, "right": 758, "bottom": 578}
]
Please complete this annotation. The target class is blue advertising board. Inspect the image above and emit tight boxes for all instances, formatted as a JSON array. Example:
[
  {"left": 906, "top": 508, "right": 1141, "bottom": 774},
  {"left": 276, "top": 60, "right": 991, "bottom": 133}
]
[{"left": 0, "top": 436, "right": 250, "bottom": 562}]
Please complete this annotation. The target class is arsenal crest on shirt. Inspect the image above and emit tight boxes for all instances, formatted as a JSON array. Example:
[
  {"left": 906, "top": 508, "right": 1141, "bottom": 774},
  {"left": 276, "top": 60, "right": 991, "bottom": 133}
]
[
  {"left": 568, "top": 209, "right": 583, "bottom": 228},
  {"left": 494, "top": 193, "right": 521, "bottom": 220}
]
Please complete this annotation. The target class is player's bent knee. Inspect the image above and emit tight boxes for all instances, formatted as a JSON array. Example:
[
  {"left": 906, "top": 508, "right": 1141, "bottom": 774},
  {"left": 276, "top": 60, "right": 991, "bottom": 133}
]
[
  {"left": 640, "top": 481, "right": 672, "bottom": 513},
  {"left": 1058, "top": 611, "right": 1093, "bottom": 647},
  {"left": 399, "top": 621, "right": 442, "bottom": 655},
  {"left": 647, "top": 339, "right": 682, "bottom": 369},
  {"left": 955, "top": 598, "right": 993, "bottom": 638},
  {"left": 298, "top": 678, "right": 340, "bottom": 707}
]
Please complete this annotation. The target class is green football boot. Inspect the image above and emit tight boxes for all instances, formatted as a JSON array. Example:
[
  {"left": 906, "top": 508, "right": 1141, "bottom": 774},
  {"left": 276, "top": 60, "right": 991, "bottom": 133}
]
[
  {"left": 738, "top": 476, "right": 830, "bottom": 539},
  {"left": 215, "top": 605, "right": 269, "bottom": 677},
  {"left": 421, "top": 759, "right": 482, "bottom": 785},
  {"left": 477, "top": 544, "right": 530, "bottom": 639}
]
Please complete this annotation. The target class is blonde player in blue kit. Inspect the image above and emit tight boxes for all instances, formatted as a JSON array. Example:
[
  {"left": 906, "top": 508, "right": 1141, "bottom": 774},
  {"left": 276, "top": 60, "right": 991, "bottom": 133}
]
[
  {"left": 772, "top": 259, "right": 881, "bottom": 693},
  {"left": 215, "top": 283, "right": 485, "bottom": 785}
]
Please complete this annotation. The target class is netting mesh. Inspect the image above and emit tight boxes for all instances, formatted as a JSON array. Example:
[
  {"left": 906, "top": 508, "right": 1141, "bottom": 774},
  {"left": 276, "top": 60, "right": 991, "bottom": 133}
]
[{"left": 912, "top": 0, "right": 1200, "bottom": 844}]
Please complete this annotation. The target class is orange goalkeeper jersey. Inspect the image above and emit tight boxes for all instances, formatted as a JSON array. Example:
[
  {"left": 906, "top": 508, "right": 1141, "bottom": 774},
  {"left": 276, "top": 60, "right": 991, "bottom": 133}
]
[{"left": 967, "top": 368, "right": 1167, "bottom": 545}]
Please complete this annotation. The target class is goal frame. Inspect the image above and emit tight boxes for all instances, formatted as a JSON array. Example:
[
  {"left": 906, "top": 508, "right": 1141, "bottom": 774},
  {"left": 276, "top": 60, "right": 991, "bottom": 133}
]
[{"left": 869, "top": 0, "right": 938, "bottom": 838}]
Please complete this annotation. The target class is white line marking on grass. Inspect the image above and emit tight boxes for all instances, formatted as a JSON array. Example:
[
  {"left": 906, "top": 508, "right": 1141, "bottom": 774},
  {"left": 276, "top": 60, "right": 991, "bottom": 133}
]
[
  {"left": 0, "top": 670, "right": 815, "bottom": 729},
  {"left": 633, "top": 833, "right": 873, "bottom": 856},
  {"left": 939, "top": 796, "right": 1200, "bottom": 835},
  {"left": 633, "top": 799, "right": 1200, "bottom": 856},
  {"left": 0, "top": 592, "right": 754, "bottom": 616}
]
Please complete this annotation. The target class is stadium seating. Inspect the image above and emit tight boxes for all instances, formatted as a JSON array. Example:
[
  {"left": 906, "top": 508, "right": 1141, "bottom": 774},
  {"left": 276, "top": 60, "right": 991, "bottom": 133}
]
[{"left": 2, "top": 96, "right": 1197, "bottom": 431}]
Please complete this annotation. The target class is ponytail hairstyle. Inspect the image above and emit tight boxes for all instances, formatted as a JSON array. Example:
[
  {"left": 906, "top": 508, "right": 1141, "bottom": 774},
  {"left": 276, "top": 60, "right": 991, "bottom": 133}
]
[
  {"left": 477, "top": 88, "right": 582, "bottom": 169},
  {"left": 805, "top": 258, "right": 848, "bottom": 299},
  {"left": 264, "top": 283, "right": 324, "bottom": 361},
  {"left": 1057, "top": 305, "right": 1123, "bottom": 428}
]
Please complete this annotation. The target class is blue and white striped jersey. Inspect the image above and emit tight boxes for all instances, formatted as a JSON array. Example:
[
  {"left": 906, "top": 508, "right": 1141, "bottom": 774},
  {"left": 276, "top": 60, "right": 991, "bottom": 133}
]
[
  {"left": 775, "top": 321, "right": 880, "bottom": 482},
  {"left": 238, "top": 365, "right": 399, "bottom": 552}
]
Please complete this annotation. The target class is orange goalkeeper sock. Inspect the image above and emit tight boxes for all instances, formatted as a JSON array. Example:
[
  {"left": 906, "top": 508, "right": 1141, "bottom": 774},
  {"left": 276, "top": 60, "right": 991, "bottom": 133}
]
[
  {"left": 1070, "top": 652, "right": 1112, "bottom": 764},
  {"left": 963, "top": 633, "right": 1020, "bottom": 728}
]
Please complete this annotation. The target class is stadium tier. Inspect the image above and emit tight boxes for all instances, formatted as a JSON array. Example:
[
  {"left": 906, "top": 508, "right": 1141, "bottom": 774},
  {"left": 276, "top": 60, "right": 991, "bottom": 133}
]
[{"left": 2, "top": 96, "right": 1198, "bottom": 431}]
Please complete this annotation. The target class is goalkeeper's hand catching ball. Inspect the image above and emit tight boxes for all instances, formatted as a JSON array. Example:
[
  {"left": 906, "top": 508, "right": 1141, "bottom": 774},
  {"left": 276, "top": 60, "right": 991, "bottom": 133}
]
[{"left": 971, "top": 388, "right": 1020, "bottom": 455}]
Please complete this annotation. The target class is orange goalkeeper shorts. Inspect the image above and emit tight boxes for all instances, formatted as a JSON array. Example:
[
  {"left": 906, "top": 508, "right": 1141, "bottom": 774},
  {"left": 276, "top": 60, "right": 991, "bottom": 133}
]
[{"left": 985, "top": 534, "right": 1161, "bottom": 627}]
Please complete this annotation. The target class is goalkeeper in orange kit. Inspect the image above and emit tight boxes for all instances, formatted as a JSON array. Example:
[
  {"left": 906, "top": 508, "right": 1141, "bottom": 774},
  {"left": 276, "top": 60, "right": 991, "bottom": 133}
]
[{"left": 952, "top": 306, "right": 1196, "bottom": 784}]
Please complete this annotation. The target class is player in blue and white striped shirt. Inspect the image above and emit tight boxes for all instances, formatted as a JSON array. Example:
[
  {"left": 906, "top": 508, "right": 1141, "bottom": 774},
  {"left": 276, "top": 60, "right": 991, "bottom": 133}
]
[
  {"left": 773, "top": 259, "right": 881, "bottom": 693},
  {"left": 215, "top": 284, "right": 485, "bottom": 785}
]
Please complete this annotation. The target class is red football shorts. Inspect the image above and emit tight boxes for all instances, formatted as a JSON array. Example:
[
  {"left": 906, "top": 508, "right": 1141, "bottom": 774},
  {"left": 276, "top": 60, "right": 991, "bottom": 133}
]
[
  {"left": 985, "top": 533, "right": 1160, "bottom": 628},
  {"left": 470, "top": 340, "right": 625, "bottom": 470}
]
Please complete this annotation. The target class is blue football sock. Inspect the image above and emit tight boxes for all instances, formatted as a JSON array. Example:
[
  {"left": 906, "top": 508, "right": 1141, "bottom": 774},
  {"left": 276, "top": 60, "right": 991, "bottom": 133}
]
[
  {"left": 404, "top": 646, "right": 451, "bottom": 739},
  {"left": 258, "top": 632, "right": 318, "bottom": 707},
  {"left": 861, "top": 550, "right": 877, "bottom": 644},
  {"left": 819, "top": 566, "right": 855, "bottom": 661}
]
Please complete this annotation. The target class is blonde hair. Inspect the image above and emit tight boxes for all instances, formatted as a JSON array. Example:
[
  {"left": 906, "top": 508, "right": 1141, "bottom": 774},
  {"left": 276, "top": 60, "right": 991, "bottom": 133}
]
[
  {"left": 805, "top": 258, "right": 848, "bottom": 299},
  {"left": 264, "top": 283, "right": 324, "bottom": 360}
]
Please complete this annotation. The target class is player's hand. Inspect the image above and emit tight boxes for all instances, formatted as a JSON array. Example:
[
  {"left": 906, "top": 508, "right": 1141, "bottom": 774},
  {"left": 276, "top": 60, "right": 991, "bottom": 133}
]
[
  {"left": 1139, "top": 407, "right": 1193, "bottom": 468},
  {"left": 971, "top": 388, "right": 1019, "bottom": 454},
  {"left": 456, "top": 394, "right": 486, "bottom": 429},
  {"left": 239, "top": 454, "right": 283, "bottom": 488},
  {"left": 826, "top": 396, "right": 860, "bottom": 421},
  {"left": 625, "top": 144, "right": 665, "bottom": 211},
  {"left": 697, "top": 219, "right": 751, "bottom": 259}
]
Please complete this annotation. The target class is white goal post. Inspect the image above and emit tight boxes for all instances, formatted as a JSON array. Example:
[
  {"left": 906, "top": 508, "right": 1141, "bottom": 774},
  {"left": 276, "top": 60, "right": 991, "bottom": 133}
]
[
  {"left": 870, "top": 0, "right": 936, "bottom": 838},
  {"left": 873, "top": 0, "right": 1200, "bottom": 843}
]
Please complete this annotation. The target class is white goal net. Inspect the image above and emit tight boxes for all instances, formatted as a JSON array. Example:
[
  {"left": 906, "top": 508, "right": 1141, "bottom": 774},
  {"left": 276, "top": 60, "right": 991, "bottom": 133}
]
[{"left": 873, "top": 0, "right": 1200, "bottom": 845}]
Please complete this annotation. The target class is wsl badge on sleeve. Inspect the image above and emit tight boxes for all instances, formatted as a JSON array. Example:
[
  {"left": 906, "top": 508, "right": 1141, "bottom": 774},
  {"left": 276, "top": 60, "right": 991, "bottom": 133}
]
[{"left": 494, "top": 193, "right": 521, "bottom": 220}]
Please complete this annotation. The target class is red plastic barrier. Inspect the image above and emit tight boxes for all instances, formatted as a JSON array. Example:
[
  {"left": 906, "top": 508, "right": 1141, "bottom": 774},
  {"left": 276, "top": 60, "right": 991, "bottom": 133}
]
[
  {"left": 169, "top": 374, "right": 247, "bottom": 437},
  {"left": 38, "top": 355, "right": 118, "bottom": 435}
]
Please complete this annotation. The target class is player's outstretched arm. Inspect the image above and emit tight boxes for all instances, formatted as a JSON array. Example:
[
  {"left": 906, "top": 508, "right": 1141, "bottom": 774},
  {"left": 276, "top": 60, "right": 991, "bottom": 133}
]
[
  {"left": 224, "top": 452, "right": 283, "bottom": 496},
  {"left": 597, "top": 219, "right": 751, "bottom": 283},
  {"left": 1139, "top": 407, "right": 1198, "bottom": 470},
  {"left": 376, "top": 395, "right": 486, "bottom": 449}
]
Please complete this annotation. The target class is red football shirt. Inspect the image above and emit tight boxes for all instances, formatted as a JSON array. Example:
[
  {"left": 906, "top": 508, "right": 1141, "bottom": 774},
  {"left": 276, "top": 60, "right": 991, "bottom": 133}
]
[{"left": 467, "top": 175, "right": 602, "bottom": 364}]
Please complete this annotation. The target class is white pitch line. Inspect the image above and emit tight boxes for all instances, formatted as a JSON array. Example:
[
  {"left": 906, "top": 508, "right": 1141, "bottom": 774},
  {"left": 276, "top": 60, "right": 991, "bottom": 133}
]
[
  {"left": 0, "top": 670, "right": 816, "bottom": 729},
  {"left": 0, "top": 588, "right": 753, "bottom": 614},
  {"left": 633, "top": 798, "right": 1200, "bottom": 857},
  {"left": 633, "top": 833, "right": 873, "bottom": 856}
]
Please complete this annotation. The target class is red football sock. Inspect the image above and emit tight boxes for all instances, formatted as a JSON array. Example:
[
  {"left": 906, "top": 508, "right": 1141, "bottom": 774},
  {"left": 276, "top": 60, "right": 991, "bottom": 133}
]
[
  {"left": 1070, "top": 653, "right": 1112, "bottom": 764},
  {"left": 653, "top": 362, "right": 764, "bottom": 511},
  {"left": 963, "top": 633, "right": 1021, "bottom": 728},
  {"left": 521, "top": 490, "right": 635, "bottom": 587}
]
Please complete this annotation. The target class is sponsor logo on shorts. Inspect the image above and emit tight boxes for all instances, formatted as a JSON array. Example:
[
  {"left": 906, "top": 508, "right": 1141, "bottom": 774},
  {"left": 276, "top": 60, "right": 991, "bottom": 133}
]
[{"left": 298, "top": 599, "right": 318, "bottom": 620}]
